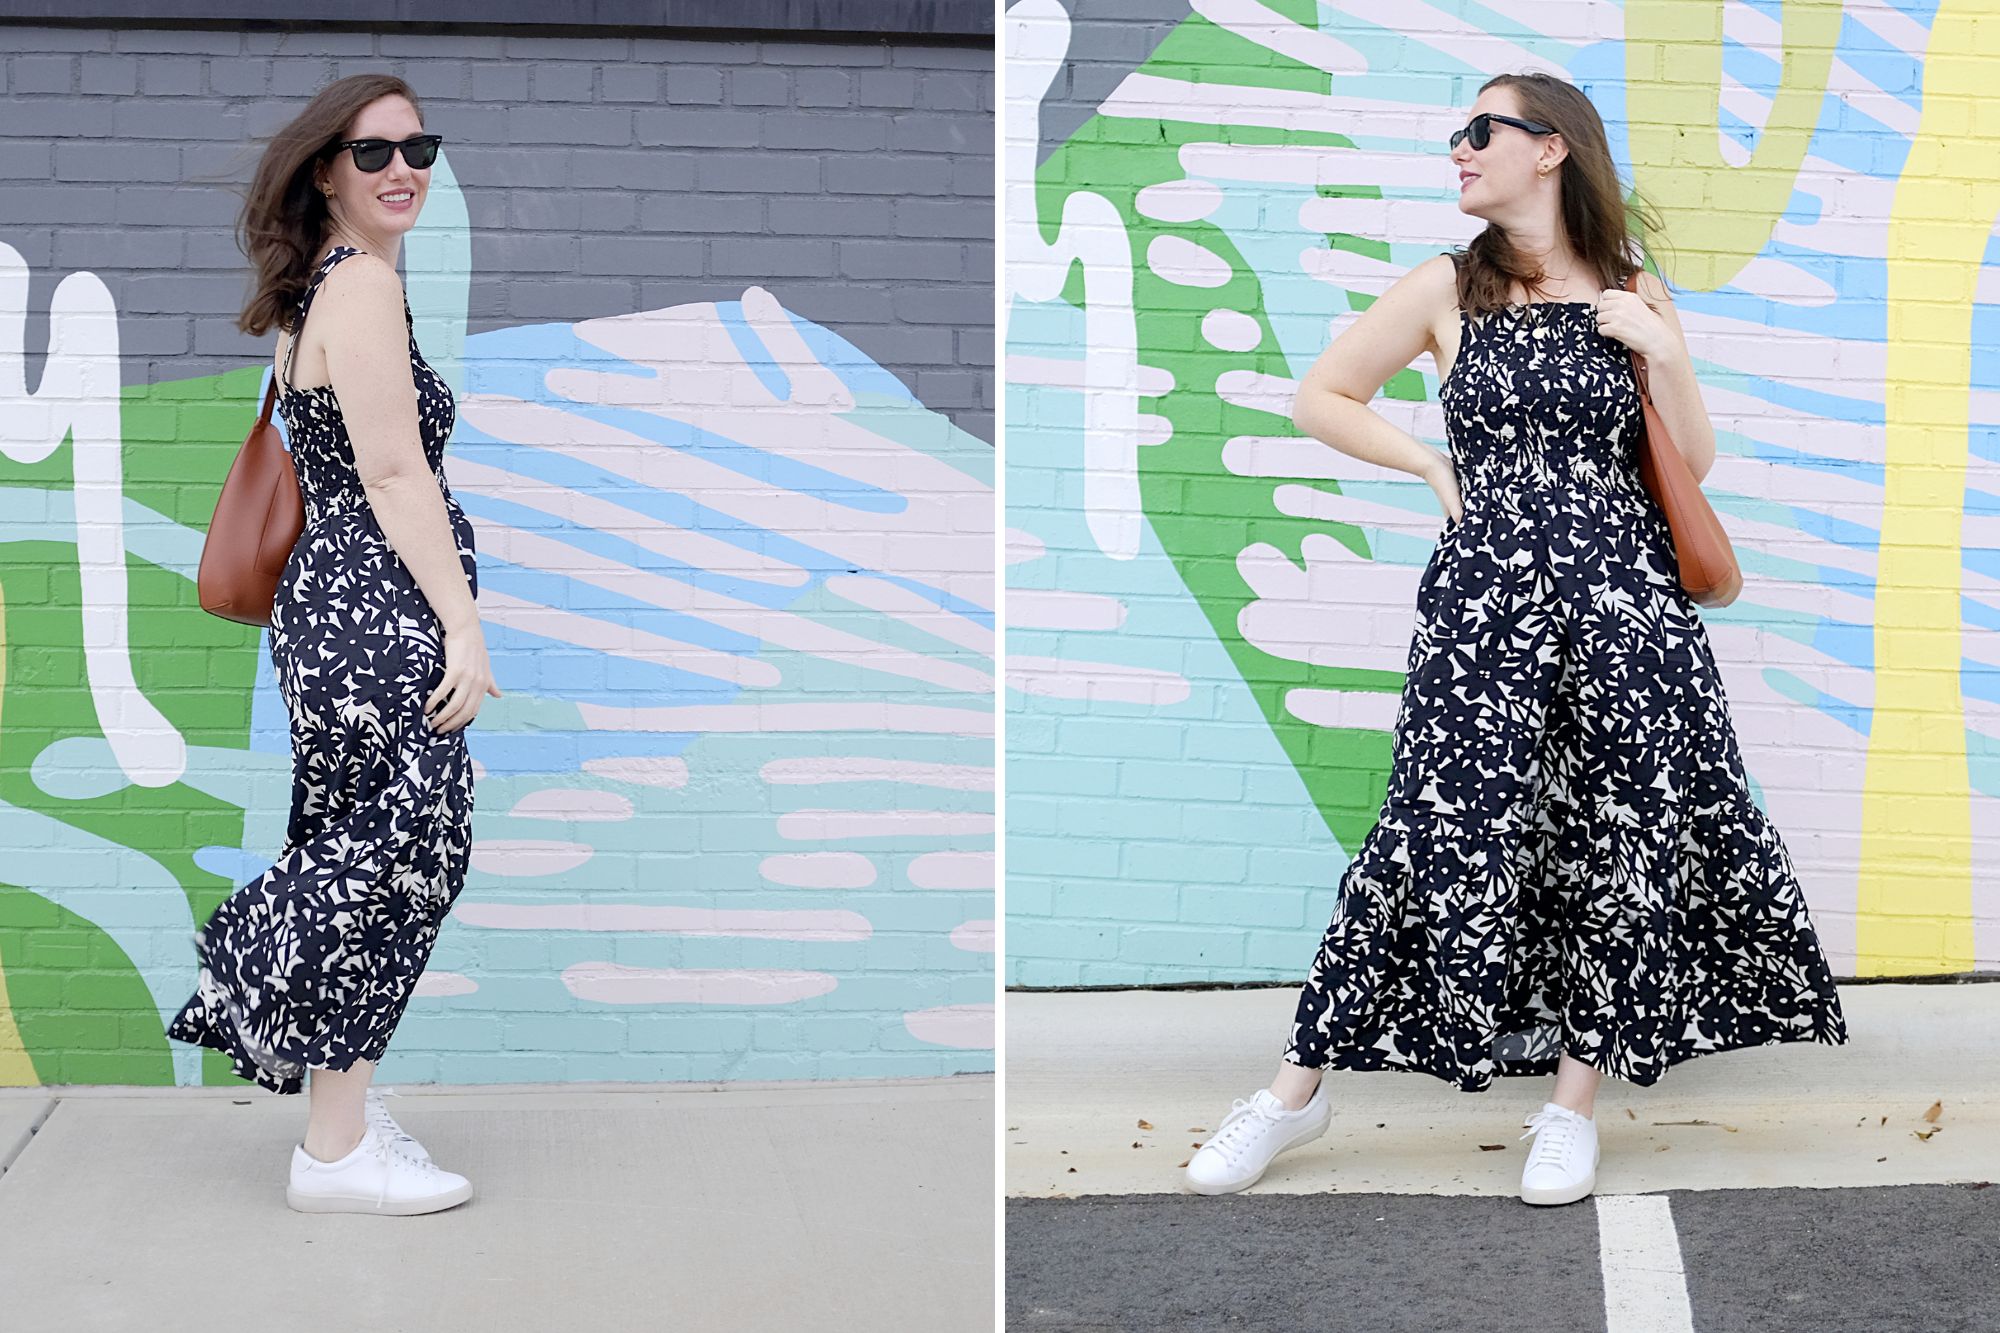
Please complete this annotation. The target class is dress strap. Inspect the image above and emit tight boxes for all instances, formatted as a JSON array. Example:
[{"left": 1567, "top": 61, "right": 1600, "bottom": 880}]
[{"left": 281, "top": 245, "right": 365, "bottom": 395}]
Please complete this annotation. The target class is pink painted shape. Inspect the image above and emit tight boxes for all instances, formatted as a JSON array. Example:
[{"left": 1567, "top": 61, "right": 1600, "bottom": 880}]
[
  {"left": 908, "top": 850, "right": 993, "bottom": 890},
  {"left": 1006, "top": 527, "right": 1047, "bottom": 565},
  {"left": 470, "top": 840, "right": 595, "bottom": 876},
  {"left": 580, "top": 755, "right": 691, "bottom": 788},
  {"left": 759, "top": 852, "right": 878, "bottom": 889},
  {"left": 1009, "top": 654, "right": 1192, "bottom": 705},
  {"left": 775, "top": 809, "right": 995, "bottom": 840},
  {"left": 903, "top": 1003, "right": 994, "bottom": 1049},
  {"left": 1007, "top": 589, "right": 1128, "bottom": 632},
  {"left": 561, "top": 962, "right": 839, "bottom": 1006},
  {"left": 506, "top": 788, "right": 636, "bottom": 822},
  {"left": 576, "top": 700, "right": 994, "bottom": 737},
  {"left": 454, "top": 902, "right": 872, "bottom": 941},
  {"left": 760, "top": 757, "right": 995, "bottom": 791},
  {"left": 949, "top": 919, "right": 995, "bottom": 953}
]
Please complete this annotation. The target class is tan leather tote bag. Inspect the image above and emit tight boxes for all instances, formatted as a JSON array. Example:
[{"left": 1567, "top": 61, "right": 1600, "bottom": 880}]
[{"left": 1625, "top": 270, "right": 1743, "bottom": 608}]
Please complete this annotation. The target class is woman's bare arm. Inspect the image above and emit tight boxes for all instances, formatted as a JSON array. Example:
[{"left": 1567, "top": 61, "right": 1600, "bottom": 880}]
[
  {"left": 316, "top": 254, "right": 495, "bottom": 731},
  {"left": 1621, "top": 268, "right": 1715, "bottom": 484},
  {"left": 1289, "top": 253, "right": 1463, "bottom": 521}
]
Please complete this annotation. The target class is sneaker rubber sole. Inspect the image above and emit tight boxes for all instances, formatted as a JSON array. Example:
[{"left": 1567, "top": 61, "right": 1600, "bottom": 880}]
[
  {"left": 286, "top": 1179, "right": 473, "bottom": 1215},
  {"left": 1183, "top": 1097, "right": 1333, "bottom": 1197}
]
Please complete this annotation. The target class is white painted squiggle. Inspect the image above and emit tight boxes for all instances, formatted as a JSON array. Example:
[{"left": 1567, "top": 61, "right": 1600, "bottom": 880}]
[
  {"left": 0, "top": 243, "right": 185, "bottom": 787},
  {"left": 1005, "top": 0, "right": 1144, "bottom": 561},
  {"left": 1193, "top": 0, "right": 1367, "bottom": 75}
]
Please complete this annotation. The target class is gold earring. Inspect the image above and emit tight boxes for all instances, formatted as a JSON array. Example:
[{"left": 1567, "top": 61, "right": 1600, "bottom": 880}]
[{"left": 1537, "top": 163, "right": 1551, "bottom": 176}]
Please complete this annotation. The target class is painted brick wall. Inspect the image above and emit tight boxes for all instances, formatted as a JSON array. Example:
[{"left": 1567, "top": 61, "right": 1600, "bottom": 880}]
[
  {"left": 0, "top": 22, "right": 993, "bottom": 441},
  {"left": 1005, "top": 0, "right": 2000, "bottom": 986},
  {"left": 0, "top": 19, "right": 995, "bottom": 1088}
]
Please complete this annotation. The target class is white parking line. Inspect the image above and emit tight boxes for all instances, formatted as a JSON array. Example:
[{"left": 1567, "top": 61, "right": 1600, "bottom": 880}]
[{"left": 1596, "top": 1194, "right": 1696, "bottom": 1333}]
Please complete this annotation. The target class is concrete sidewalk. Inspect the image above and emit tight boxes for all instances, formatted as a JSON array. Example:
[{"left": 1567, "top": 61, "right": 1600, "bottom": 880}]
[
  {"left": 1005, "top": 984, "right": 2000, "bottom": 1197},
  {"left": 0, "top": 1074, "right": 993, "bottom": 1332}
]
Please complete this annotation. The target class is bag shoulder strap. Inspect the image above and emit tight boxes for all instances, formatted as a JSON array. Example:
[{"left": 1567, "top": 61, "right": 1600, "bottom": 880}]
[
  {"left": 280, "top": 245, "right": 366, "bottom": 395},
  {"left": 1623, "top": 266, "right": 1653, "bottom": 402}
]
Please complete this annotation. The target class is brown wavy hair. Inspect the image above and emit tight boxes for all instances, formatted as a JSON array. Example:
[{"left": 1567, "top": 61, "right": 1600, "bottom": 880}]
[
  {"left": 235, "top": 74, "right": 422, "bottom": 337},
  {"left": 1453, "top": 70, "right": 1668, "bottom": 319}
]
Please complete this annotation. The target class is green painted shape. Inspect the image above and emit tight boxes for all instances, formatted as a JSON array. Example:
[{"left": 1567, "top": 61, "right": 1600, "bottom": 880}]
[
  {"left": 0, "top": 550, "right": 254, "bottom": 915},
  {"left": 121, "top": 364, "right": 277, "bottom": 532},
  {"left": 1034, "top": 29, "right": 1407, "bottom": 850},
  {"left": 0, "top": 882, "right": 174, "bottom": 1085},
  {"left": 1, "top": 364, "right": 268, "bottom": 1084}
]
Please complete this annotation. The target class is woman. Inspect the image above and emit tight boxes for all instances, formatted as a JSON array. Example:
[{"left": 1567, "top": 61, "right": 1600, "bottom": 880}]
[
  {"left": 165, "top": 74, "right": 499, "bottom": 1216},
  {"left": 1184, "top": 71, "right": 1848, "bottom": 1206}
]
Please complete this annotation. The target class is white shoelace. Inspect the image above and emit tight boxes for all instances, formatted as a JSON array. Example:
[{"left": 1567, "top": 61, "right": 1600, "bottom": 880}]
[
  {"left": 1519, "top": 1106, "right": 1586, "bottom": 1169},
  {"left": 1202, "top": 1097, "right": 1281, "bottom": 1167},
  {"left": 364, "top": 1126, "right": 442, "bottom": 1210},
  {"left": 364, "top": 1087, "right": 425, "bottom": 1156}
]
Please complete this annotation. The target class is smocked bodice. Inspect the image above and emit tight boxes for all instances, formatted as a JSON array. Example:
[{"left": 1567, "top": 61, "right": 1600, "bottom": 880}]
[{"left": 278, "top": 245, "right": 458, "bottom": 526}]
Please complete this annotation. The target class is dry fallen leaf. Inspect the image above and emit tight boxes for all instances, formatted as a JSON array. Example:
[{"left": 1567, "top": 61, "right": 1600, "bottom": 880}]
[
  {"left": 1177, "top": 1159, "right": 1190, "bottom": 1169},
  {"left": 1880, "top": 1115, "right": 1888, "bottom": 1126},
  {"left": 1189, "top": 1127, "right": 1206, "bottom": 1134},
  {"left": 1876, "top": 1156, "right": 1888, "bottom": 1163},
  {"left": 1137, "top": 1119, "right": 1154, "bottom": 1131},
  {"left": 1650, "top": 1119, "right": 1738, "bottom": 1132},
  {"left": 1922, "top": 1101, "right": 1942, "bottom": 1125},
  {"left": 1625, "top": 1109, "right": 1636, "bottom": 1120},
  {"left": 1477, "top": 1144, "right": 1506, "bottom": 1151},
  {"left": 1067, "top": 1167, "right": 1077, "bottom": 1173},
  {"left": 1914, "top": 1128, "right": 1941, "bottom": 1142},
  {"left": 1131, "top": 1141, "right": 1143, "bottom": 1149},
  {"left": 1655, "top": 1144, "right": 1671, "bottom": 1152}
]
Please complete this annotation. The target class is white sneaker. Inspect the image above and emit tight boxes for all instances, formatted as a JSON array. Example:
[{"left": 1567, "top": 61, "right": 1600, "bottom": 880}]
[
  {"left": 1183, "top": 1084, "right": 1332, "bottom": 1195},
  {"left": 1518, "top": 1101, "right": 1599, "bottom": 1206},
  {"left": 287, "top": 1123, "right": 473, "bottom": 1215},
  {"left": 365, "top": 1086, "right": 430, "bottom": 1163}
]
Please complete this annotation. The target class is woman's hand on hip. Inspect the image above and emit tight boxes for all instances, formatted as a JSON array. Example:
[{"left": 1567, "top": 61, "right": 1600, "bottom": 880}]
[
  {"left": 1421, "top": 449, "right": 1464, "bottom": 525},
  {"left": 425, "top": 619, "right": 502, "bottom": 733}
]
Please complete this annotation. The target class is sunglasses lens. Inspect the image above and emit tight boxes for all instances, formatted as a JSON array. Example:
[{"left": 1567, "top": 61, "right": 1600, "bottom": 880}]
[
  {"left": 404, "top": 138, "right": 439, "bottom": 169},
  {"left": 1470, "top": 116, "right": 1490, "bottom": 150},
  {"left": 352, "top": 143, "right": 392, "bottom": 172}
]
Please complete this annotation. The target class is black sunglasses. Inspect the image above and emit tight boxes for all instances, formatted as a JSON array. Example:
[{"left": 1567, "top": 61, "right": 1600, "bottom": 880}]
[
  {"left": 1449, "top": 112, "right": 1555, "bottom": 153},
  {"left": 326, "top": 133, "right": 443, "bottom": 172}
]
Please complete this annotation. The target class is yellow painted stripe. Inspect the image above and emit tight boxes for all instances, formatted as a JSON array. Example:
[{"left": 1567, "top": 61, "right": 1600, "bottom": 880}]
[
  {"left": 1624, "top": 0, "right": 1841, "bottom": 292},
  {"left": 1861, "top": 0, "right": 1986, "bottom": 973}
]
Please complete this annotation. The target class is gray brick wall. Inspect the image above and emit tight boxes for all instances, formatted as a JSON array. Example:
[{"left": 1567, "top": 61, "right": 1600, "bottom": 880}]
[{"left": 0, "top": 22, "right": 994, "bottom": 440}]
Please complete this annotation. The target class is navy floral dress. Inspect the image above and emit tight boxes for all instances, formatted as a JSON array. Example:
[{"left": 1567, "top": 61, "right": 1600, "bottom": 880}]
[
  {"left": 1282, "top": 262, "right": 1849, "bottom": 1091},
  {"left": 167, "top": 245, "right": 480, "bottom": 1094}
]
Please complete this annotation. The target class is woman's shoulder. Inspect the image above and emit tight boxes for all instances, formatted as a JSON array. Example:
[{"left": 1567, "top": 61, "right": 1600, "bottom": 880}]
[
  {"left": 1405, "top": 252, "right": 1462, "bottom": 319},
  {"left": 1627, "top": 264, "right": 1673, "bottom": 304},
  {"left": 311, "top": 248, "right": 404, "bottom": 321}
]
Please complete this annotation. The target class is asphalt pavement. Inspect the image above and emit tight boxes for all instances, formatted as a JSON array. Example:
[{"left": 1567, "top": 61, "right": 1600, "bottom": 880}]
[
  {"left": 1006, "top": 1183, "right": 2000, "bottom": 1332},
  {"left": 1004, "top": 983, "right": 2000, "bottom": 1331}
]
